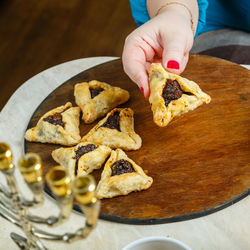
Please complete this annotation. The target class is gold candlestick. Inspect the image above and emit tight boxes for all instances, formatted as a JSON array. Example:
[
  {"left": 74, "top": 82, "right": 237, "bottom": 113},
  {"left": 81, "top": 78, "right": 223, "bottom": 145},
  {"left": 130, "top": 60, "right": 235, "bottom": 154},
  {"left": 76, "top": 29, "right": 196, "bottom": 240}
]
[
  {"left": 0, "top": 143, "right": 14, "bottom": 172},
  {"left": 0, "top": 142, "right": 100, "bottom": 248},
  {"left": 45, "top": 166, "right": 73, "bottom": 225},
  {"left": 0, "top": 143, "right": 16, "bottom": 194},
  {"left": 18, "top": 153, "right": 43, "bottom": 204},
  {"left": 0, "top": 143, "right": 47, "bottom": 250},
  {"left": 73, "top": 175, "right": 100, "bottom": 239}
]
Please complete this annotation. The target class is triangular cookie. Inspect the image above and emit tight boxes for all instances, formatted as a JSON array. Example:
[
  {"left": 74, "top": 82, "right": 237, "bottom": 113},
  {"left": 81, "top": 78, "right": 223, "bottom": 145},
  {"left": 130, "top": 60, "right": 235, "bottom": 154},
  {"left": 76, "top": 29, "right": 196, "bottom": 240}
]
[
  {"left": 81, "top": 108, "right": 142, "bottom": 150},
  {"left": 148, "top": 63, "right": 211, "bottom": 127},
  {"left": 25, "top": 102, "right": 81, "bottom": 146},
  {"left": 52, "top": 142, "right": 111, "bottom": 179},
  {"left": 74, "top": 80, "right": 130, "bottom": 123},
  {"left": 96, "top": 149, "right": 153, "bottom": 199}
]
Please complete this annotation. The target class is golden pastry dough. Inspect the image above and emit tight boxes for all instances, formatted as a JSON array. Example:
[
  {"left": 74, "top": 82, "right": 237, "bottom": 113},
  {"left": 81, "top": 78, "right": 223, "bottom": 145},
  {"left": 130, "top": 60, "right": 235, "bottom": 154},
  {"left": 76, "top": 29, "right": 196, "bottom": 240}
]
[
  {"left": 25, "top": 102, "right": 81, "bottom": 146},
  {"left": 74, "top": 80, "right": 130, "bottom": 123},
  {"left": 96, "top": 149, "right": 153, "bottom": 199},
  {"left": 52, "top": 142, "right": 111, "bottom": 178},
  {"left": 81, "top": 108, "right": 142, "bottom": 150},
  {"left": 148, "top": 63, "right": 211, "bottom": 127}
]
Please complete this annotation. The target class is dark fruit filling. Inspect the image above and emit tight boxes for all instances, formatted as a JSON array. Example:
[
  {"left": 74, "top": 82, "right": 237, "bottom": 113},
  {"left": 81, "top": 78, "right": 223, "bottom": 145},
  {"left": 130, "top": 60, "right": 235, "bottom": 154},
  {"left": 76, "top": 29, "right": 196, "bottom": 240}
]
[
  {"left": 101, "top": 111, "right": 121, "bottom": 131},
  {"left": 111, "top": 159, "right": 135, "bottom": 176},
  {"left": 162, "top": 79, "right": 192, "bottom": 106},
  {"left": 43, "top": 113, "right": 65, "bottom": 127},
  {"left": 74, "top": 144, "right": 96, "bottom": 175},
  {"left": 89, "top": 87, "right": 104, "bottom": 98}
]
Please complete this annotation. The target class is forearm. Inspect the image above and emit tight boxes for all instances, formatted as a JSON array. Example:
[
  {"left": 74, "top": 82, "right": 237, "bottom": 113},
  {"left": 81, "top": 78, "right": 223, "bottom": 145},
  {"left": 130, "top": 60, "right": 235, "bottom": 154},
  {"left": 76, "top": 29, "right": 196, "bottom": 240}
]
[{"left": 146, "top": 0, "right": 198, "bottom": 35}]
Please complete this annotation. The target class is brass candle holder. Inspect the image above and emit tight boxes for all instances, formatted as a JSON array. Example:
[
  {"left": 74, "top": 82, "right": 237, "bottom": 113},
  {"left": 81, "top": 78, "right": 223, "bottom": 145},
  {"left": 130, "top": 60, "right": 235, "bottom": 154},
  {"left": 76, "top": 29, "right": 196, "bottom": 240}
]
[{"left": 0, "top": 142, "right": 100, "bottom": 249}]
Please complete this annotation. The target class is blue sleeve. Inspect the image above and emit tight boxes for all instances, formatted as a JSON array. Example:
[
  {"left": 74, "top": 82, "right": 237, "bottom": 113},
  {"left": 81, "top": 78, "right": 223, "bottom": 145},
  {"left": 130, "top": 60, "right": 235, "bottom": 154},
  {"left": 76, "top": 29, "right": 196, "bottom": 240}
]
[
  {"left": 129, "top": 0, "right": 150, "bottom": 26},
  {"left": 195, "top": 0, "right": 209, "bottom": 37},
  {"left": 129, "top": 0, "right": 209, "bottom": 37},
  {"left": 198, "top": 0, "right": 250, "bottom": 34}
]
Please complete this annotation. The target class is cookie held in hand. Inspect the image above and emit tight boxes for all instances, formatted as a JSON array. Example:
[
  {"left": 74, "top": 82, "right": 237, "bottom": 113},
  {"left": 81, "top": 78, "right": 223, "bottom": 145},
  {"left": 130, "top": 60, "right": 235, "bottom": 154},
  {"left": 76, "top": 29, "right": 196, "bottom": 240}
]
[
  {"left": 148, "top": 63, "right": 211, "bottom": 127},
  {"left": 51, "top": 142, "right": 111, "bottom": 178},
  {"left": 96, "top": 149, "right": 153, "bottom": 199},
  {"left": 74, "top": 80, "right": 130, "bottom": 123},
  {"left": 25, "top": 102, "right": 81, "bottom": 146},
  {"left": 81, "top": 108, "right": 142, "bottom": 150}
]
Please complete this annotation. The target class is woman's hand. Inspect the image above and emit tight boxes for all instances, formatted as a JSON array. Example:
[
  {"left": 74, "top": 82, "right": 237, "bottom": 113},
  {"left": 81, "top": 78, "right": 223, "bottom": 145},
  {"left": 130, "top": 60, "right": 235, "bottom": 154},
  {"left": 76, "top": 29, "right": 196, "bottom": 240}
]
[{"left": 122, "top": 5, "right": 194, "bottom": 98}]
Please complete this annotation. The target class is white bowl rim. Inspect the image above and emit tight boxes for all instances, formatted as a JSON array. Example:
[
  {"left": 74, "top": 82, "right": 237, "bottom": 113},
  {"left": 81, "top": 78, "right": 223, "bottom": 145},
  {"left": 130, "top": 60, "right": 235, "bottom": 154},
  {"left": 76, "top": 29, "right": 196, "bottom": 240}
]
[{"left": 122, "top": 236, "right": 192, "bottom": 250}]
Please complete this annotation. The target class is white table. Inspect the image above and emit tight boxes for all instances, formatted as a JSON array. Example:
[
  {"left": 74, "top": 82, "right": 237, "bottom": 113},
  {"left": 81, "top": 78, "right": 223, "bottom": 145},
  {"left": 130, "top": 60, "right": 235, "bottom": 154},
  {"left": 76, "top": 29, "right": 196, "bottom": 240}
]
[{"left": 0, "top": 57, "right": 249, "bottom": 250}]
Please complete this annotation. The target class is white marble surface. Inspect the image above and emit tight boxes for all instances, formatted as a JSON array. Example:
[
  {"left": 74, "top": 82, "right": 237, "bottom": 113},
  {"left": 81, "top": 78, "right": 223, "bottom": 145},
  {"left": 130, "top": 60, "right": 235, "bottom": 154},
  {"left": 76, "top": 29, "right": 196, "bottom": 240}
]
[{"left": 0, "top": 57, "right": 249, "bottom": 250}]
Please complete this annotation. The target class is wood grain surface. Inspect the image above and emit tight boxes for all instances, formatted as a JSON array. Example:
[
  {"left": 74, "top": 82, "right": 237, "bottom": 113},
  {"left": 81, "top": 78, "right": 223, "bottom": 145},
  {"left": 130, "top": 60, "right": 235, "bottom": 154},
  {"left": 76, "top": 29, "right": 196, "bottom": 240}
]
[{"left": 25, "top": 55, "right": 250, "bottom": 224}]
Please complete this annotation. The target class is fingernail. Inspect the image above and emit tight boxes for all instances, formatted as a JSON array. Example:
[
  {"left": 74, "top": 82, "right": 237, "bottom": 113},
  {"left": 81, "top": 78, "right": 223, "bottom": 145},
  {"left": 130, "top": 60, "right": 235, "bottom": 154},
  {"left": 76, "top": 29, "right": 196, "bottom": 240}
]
[
  {"left": 140, "top": 87, "right": 144, "bottom": 95},
  {"left": 167, "top": 60, "right": 179, "bottom": 70}
]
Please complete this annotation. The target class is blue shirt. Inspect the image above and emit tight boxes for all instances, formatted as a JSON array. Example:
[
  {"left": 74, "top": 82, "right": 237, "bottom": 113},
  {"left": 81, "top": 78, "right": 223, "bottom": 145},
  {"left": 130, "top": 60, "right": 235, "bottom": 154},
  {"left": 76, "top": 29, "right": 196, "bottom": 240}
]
[{"left": 129, "top": 0, "right": 250, "bottom": 37}]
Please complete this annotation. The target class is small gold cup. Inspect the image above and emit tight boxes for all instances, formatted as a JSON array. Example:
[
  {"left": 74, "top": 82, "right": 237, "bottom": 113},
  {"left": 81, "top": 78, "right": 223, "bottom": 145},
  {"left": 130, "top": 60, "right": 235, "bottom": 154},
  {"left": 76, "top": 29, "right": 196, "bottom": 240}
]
[
  {"left": 46, "top": 166, "right": 71, "bottom": 197},
  {"left": 0, "top": 143, "right": 14, "bottom": 171},
  {"left": 18, "top": 153, "right": 42, "bottom": 184},
  {"left": 73, "top": 175, "right": 97, "bottom": 205}
]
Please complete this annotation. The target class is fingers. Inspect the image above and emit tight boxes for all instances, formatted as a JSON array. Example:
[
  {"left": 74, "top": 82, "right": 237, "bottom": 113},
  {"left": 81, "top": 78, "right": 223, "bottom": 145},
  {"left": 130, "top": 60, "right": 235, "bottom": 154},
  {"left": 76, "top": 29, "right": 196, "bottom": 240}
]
[
  {"left": 161, "top": 33, "right": 186, "bottom": 74},
  {"left": 122, "top": 35, "right": 155, "bottom": 98},
  {"left": 122, "top": 18, "right": 194, "bottom": 100}
]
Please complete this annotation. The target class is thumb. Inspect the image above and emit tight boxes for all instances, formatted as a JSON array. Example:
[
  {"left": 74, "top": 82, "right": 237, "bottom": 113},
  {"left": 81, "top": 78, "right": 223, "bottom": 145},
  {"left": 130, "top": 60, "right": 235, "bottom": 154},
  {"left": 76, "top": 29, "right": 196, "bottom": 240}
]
[{"left": 162, "top": 36, "right": 186, "bottom": 74}]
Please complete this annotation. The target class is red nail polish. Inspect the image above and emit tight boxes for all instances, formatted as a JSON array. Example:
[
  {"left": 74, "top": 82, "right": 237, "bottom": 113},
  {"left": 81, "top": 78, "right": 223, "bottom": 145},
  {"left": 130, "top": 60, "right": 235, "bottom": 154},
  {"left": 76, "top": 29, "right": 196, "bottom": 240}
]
[
  {"left": 167, "top": 60, "right": 180, "bottom": 70},
  {"left": 140, "top": 87, "right": 144, "bottom": 95}
]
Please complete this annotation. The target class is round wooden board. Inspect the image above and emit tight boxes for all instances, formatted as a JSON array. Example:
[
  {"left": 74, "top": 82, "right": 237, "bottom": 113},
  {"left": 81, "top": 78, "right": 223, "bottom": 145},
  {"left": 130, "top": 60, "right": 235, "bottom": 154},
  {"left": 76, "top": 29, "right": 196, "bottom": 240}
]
[{"left": 25, "top": 55, "right": 250, "bottom": 224}]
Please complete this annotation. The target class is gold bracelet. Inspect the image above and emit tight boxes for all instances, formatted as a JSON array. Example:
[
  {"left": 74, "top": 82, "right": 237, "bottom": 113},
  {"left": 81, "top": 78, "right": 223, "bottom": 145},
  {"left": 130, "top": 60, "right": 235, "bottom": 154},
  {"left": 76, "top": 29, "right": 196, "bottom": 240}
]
[{"left": 155, "top": 2, "right": 195, "bottom": 36}]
